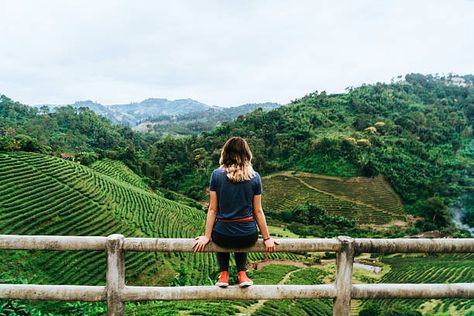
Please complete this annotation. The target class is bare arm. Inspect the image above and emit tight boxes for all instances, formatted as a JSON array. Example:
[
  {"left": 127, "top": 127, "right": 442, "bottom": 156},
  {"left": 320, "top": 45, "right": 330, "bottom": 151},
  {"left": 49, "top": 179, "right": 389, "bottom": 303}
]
[
  {"left": 253, "top": 194, "right": 277, "bottom": 252},
  {"left": 193, "top": 191, "right": 217, "bottom": 252},
  {"left": 204, "top": 191, "right": 218, "bottom": 239},
  {"left": 253, "top": 194, "right": 270, "bottom": 239}
]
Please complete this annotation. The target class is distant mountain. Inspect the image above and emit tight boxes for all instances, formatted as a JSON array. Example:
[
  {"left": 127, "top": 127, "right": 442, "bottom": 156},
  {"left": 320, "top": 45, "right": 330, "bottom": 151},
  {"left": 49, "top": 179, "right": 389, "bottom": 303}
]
[
  {"left": 34, "top": 100, "right": 130, "bottom": 124},
  {"left": 110, "top": 98, "right": 214, "bottom": 125},
  {"left": 34, "top": 98, "right": 279, "bottom": 127},
  {"left": 36, "top": 100, "right": 112, "bottom": 116},
  {"left": 215, "top": 102, "right": 280, "bottom": 117},
  {"left": 136, "top": 102, "right": 281, "bottom": 135}
]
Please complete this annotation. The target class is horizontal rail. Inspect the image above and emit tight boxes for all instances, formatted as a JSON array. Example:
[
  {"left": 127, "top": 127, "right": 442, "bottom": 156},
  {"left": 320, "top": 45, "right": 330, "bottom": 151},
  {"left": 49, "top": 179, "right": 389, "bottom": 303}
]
[
  {"left": 1, "top": 235, "right": 473, "bottom": 253},
  {"left": 122, "top": 284, "right": 337, "bottom": 301},
  {"left": 0, "top": 235, "right": 106, "bottom": 251},
  {"left": 123, "top": 237, "right": 342, "bottom": 252},
  {"left": 354, "top": 238, "right": 474, "bottom": 253},
  {"left": 2, "top": 283, "right": 472, "bottom": 301},
  {"left": 124, "top": 283, "right": 474, "bottom": 300},
  {"left": 0, "top": 284, "right": 106, "bottom": 301},
  {"left": 352, "top": 283, "right": 474, "bottom": 299}
]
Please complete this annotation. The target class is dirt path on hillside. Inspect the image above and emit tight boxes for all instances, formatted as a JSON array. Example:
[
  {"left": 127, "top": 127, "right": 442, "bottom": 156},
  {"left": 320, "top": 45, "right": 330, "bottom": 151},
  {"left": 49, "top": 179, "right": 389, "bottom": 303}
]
[
  {"left": 248, "top": 259, "right": 310, "bottom": 270},
  {"left": 267, "top": 172, "right": 406, "bottom": 220},
  {"left": 237, "top": 267, "right": 304, "bottom": 316}
]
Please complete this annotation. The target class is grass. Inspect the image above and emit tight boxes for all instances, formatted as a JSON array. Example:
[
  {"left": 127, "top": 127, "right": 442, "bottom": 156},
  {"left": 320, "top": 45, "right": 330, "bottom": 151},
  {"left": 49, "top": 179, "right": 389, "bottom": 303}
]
[{"left": 125, "top": 264, "right": 298, "bottom": 315}]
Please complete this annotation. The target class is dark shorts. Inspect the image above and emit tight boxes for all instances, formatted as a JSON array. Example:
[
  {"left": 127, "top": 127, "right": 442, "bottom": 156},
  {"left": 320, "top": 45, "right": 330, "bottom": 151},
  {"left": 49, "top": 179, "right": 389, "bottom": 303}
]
[{"left": 211, "top": 230, "right": 258, "bottom": 249}]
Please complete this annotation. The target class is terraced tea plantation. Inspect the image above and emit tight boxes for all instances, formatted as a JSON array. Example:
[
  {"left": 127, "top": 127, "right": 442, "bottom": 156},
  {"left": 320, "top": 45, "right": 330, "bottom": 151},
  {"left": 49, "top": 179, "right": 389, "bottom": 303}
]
[
  {"left": 369, "top": 253, "right": 474, "bottom": 315},
  {"left": 90, "top": 159, "right": 150, "bottom": 191},
  {"left": 0, "top": 152, "right": 304, "bottom": 313},
  {"left": 262, "top": 172, "right": 406, "bottom": 225},
  {"left": 0, "top": 151, "right": 215, "bottom": 288}
]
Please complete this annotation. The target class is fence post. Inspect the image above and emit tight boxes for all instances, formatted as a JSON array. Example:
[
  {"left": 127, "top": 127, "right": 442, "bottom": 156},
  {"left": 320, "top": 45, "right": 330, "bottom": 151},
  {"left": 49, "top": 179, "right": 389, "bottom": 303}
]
[
  {"left": 333, "top": 236, "right": 355, "bottom": 316},
  {"left": 106, "top": 234, "right": 125, "bottom": 316}
]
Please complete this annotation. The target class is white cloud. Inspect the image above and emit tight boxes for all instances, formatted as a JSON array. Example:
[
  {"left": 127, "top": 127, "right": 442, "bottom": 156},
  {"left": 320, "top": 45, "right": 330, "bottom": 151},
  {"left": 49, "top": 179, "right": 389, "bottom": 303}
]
[{"left": 0, "top": 0, "right": 473, "bottom": 106}]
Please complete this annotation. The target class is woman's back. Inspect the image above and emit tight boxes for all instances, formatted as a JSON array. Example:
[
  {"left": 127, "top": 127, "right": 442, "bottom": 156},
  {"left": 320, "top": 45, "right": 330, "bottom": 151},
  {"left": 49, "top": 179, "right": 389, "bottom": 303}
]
[{"left": 210, "top": 167, "right": 262, "bottom": 236}]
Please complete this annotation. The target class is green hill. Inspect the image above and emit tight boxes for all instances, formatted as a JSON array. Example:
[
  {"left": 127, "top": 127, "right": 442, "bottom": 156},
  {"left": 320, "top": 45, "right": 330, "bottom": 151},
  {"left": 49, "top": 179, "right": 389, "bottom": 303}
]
[
  {"left": 139, "top": 102, "right": 280, "bottom": 135},
  {"left": 262, "top": 172, "right": 406, "bottom": 225},
  {"left": 1, "top": 153, "right": 470, "bottom": 315}
]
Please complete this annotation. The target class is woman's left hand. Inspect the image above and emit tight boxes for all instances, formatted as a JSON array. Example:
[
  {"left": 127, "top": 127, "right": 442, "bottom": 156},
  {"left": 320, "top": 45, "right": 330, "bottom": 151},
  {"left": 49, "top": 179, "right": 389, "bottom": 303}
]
[
  {"left": 193, "top": 236, "right": 210, "bottom": 252},
  {"left": 264, "top": 238, "right": 279, "bottom": 252}
]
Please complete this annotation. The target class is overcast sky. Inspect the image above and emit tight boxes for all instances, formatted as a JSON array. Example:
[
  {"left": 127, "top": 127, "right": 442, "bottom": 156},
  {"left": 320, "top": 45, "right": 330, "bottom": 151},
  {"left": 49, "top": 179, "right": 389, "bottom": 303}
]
[{"left": 0, "top": 0, "right": 473, "bottom": 107}]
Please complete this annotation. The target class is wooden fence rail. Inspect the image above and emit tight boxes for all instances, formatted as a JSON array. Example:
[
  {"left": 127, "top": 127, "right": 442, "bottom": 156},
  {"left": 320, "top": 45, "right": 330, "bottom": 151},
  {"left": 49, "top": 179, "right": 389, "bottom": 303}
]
[{"left": 0, "top": 234, "right": 473, "bottom": 316}]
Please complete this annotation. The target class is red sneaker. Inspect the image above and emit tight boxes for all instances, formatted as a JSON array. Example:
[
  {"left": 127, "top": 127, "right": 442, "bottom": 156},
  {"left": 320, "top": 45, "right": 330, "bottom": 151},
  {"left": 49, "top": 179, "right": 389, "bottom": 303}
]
[
  {"left": 237, "top": 271, "right": 253, "bottom": 287},
  {"left": 216, "top": 271, "right": 229, "bottom": 288}
]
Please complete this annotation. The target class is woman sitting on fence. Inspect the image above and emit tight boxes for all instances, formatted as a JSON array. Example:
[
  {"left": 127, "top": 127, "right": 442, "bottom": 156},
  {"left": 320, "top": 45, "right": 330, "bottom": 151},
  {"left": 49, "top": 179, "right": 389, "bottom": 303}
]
[{"left": 193, "top": 136, "right": 277, "bottom": 287}]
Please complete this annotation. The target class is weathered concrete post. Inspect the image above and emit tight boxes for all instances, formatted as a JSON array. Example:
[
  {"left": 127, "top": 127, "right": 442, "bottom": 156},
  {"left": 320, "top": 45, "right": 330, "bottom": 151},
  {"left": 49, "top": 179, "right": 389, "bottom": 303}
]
[
  {"left": 333, "top": 236, "right": 355, "bottom": 316},
  {"left": 106, "top": 234, "right": 125, "bottom": 316}
]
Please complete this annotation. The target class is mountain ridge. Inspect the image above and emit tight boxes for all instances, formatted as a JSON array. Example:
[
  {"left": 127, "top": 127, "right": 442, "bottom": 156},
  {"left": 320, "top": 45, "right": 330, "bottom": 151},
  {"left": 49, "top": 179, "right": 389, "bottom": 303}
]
[{"left": 33, "top": 98, "right": 280, "bottom": 126}]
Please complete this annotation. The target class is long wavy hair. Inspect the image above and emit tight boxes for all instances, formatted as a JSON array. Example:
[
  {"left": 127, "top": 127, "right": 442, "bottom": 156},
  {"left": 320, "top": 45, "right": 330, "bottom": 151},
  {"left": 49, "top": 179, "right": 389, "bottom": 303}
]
[{"left": 219, "top": 137, "right": 256, "bottom": 182}]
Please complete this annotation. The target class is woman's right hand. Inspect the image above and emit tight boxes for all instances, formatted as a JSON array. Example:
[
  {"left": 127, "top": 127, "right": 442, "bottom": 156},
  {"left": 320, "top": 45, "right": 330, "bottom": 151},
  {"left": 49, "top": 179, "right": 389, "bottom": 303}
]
[
  {"left": 193, "top": 236, "right": 210, "bottom": 252},
  {"left": 264, "top": 238, "right": 278, "bottom": 252}
]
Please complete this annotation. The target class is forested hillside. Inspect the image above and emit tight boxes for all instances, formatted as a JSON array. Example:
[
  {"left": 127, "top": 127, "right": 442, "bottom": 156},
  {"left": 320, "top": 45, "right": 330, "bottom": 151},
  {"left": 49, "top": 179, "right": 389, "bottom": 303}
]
[{"left": 1, "top": 74, "right": 473, "bottom": 235}]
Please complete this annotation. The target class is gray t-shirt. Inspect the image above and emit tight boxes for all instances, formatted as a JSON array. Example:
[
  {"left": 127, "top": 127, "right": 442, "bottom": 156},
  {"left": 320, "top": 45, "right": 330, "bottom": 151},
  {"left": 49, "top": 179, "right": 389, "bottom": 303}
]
[{"left": 209, "top": 167, "right": 261, "bottom": 236}]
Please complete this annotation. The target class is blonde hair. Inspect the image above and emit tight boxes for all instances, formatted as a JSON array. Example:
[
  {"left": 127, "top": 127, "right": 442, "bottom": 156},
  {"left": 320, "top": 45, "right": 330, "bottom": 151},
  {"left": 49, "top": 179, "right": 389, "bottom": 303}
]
[{"left": 219, "top": 137, "right": 256, "bottom": 182}]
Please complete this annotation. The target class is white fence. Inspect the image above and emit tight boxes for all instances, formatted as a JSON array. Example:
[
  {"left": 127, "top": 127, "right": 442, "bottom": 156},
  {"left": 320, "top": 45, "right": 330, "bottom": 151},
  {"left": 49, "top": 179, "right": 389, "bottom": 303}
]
[{"left": 0, "top": 234, "right": 473, "bottom": 315}]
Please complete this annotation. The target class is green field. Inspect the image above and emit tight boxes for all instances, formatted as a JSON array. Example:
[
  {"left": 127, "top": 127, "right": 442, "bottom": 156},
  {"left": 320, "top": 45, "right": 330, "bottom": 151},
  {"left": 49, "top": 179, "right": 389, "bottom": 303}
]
[{"left": 262, "top": 172, "right": 406, "bottom": 225}]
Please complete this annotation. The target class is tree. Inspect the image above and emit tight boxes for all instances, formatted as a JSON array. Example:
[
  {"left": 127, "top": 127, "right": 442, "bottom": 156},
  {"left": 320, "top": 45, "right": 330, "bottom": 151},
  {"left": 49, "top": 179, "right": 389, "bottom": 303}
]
[{"left": 423, "top": 197, "right": 451, "bottom": 228}]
